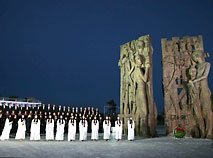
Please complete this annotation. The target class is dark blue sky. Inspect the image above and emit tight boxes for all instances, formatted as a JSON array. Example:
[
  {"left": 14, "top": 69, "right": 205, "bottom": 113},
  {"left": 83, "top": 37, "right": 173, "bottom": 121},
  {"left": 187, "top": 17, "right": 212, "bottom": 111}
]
[{"left": 0, "top": 0, "right": 212, "bottom": 113}]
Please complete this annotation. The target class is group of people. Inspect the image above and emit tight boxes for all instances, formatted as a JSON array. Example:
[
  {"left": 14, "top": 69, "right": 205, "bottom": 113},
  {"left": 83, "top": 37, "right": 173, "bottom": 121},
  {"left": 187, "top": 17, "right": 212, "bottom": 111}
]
[{"left": 0, "top": 102, "right": 135, "bottom": 141}]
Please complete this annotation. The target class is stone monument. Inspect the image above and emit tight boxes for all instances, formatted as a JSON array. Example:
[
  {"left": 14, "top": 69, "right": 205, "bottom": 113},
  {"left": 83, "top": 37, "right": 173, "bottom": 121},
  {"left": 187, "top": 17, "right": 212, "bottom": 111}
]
[
  {"left": 118, "top": 35, "right": 157, "bottom": 137},
  {"left": 162, "top": 35, "right": 212, "bottom": 138}
]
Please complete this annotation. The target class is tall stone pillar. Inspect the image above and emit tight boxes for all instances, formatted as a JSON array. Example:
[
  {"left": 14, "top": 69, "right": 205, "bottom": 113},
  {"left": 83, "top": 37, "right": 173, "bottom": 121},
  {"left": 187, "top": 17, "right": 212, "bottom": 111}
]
[
  {"left": 162, "top": 35, "right": 213, "bottom": 138},
  {"left": 118, "top": 35, "right": 157, "bottom": 137}
]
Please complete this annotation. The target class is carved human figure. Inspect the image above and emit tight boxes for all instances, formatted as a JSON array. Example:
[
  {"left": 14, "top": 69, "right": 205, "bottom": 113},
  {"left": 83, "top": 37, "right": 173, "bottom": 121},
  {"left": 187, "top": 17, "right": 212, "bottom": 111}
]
[
  {"left": 163, "top": 41, "right": 180, "bottom": 114},
  {"left": 132, "top": 54, "right": 149, "bottom": 135},
  {"left": 118, "top": 44, "right": 129, "bottom": 114},
  {"left": 124, "top": 47, "right": 133, "bottom": 115},
  {"left": 186, "top": 38, "right": 193, "bottom": 53},
  {"left": 187, "top": 66, "right": 205, "bottom": 137},
  {"left": 128, "top": 52, "right": 136, "bottom": 114},
  {"left": 129, "top": 40, "right": 146, "bottom": 114},
  {"left": 173, "top": 43, "right": 182, "bottom": 85},
  {"left": 190, "top": 48, "right": 212, "bottom": 138},
  {"left": 187, "top": 67, "right": 197, "bottom": 104},
  {"left": 186, "top": 38, "right": 196, "bottom": 65},
  {"left": 180, "top": 40, "right": 191, "bottom": 82},
  {"left": 143, "top": 37, "right": 152, "bottom": 68}
]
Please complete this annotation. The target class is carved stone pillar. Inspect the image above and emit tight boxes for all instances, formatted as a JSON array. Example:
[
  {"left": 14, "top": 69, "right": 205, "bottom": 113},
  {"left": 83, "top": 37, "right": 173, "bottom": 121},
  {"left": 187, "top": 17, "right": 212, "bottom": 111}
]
[
  {"left": 118, "top": 35, "right": 157, "bottom": 137},
  {"left": 162, "top": 35, "right": 212, "bottom": 138}
]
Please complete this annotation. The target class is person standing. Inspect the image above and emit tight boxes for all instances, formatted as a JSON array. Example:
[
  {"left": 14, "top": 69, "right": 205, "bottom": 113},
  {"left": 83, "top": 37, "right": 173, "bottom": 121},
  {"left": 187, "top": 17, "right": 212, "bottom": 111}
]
[
  {"left": 79, "top": 115, "right": 88, "bottom": 141},
  {"left": 15, "top": 115, "right": 26, "bottom": 140},
  {"left": 64, "top": 116, "right": 68, "bottom": 134},
  {"left": 30, "top": 115, "right": 40, "bottom": 141},
  {"left": 13, "top": 104, "right": 18, "bottom": 114},
  {"left": 8, "top": 103, "right": 13, "bottom": 113},
  {"left": 52, "top": 104, "right": 56, "bottom": 113},
  {"left": 103, "top": 116, "right": 111, "bottom": 141},
  {"left": 68, "top": 116, "right": 76, "bottom": 141},
  {"left": 55, "top": 115, "right": 65, "bottom": 141},
  {"left": 31, "top": 104, "right": 36, "bottom": 114},
  {"left": 72, "top": 107, "right": 75, "bottom": 114},
  {"left": 128, "top": 116, "right": 135, "bottom": 141},
  {"left": 46, "top": 115, "right": 54, "bottom": 141},
  {"left": 91, "top": 116, "right": 99, "bottom": 141},
  {"left": 47, "top": 104, "right": 51, "bottom": 112},
  {"left": 40, "top": 113, "right": 46, "bottom": 134},
  {"left": 0, "top": 115, "right": 13, "bottom": 141},
  {"left": 25, "top": 104, "right": 30, "bottom": 113},
  {"left": 57, "top": 105, "right": 62, "bottom": 113},
  {"left": 99, "top": 115, "right": 103, "bottom": 133},
  {"left": 76, "top": 113, "right": 80, "bottom": 134},
  {"left": 79, "top": 107, "right": 83, "bottom": 114},
  {"left": 11, "top": 115, "right": 18, "bottom": 135},
  {"left": 75, "top": 107, "right": 79, "bottom": 114},
  {"left": 115, "top": 116, "right": 122, "bottom": 141},
  {"left": 63, "top": 106, "right": 67, "bottom": 113},
  {"left": 19, "top": 104, "right": 25, "bottom": 114},
  {"left": 88, "top": 116, "right": 92, "bottom": 133},
  {"left": 54, "top": 115, "right": 57, "bottom": 134},
  {"left": 0, "top": 113, "right": 4, "bottom": 136},
  {"left": 26, "top": 114, "right": 32, "bottom": 136},
  {"left": 41, "top": 104, "right": 46, "bottom": 112},
  {"left": 0, "top": 102, "right": 6, "bottom": 112}
]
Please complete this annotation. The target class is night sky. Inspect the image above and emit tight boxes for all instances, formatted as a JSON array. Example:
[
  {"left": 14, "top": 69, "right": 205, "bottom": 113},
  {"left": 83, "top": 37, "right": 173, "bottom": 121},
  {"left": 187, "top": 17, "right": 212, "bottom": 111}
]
[{"left": 0, "top": 0, "right": 212, "bottom": 113}]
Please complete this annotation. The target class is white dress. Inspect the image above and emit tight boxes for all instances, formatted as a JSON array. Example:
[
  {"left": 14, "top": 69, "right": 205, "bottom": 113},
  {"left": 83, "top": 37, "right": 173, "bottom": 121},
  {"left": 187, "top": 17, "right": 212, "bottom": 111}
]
[
  {"left": 79, "top": 120, "right": 88, "bottom": 141},
  {"left": 91, "top": 120, "right": 99, "bottom": 140},
  {"left": 55, "top": 119, "right": 65, "bottom": 141},
  {"left": 115, "top": 120, "right": 122, "bottom": 140},
  {"left": 103, "top": 120, "right": 111, "bottom": 140},
  {"left": 68, "top": 119, "right": 76, "bottom": 141},
  {"left": 0, "top": 118, "right": 12, "bottom": 140},
  {"left": 46, "top": 119, "right": 54, "bottom": 140},
  {"left": 15, "top": 119, "right": 26, "bottom": 140},
  {"left": 30, "top": 119, "right": 40, "bottom": 140},
  {"left": 128, "top": 120, "right": 135, "bottom": 140}
]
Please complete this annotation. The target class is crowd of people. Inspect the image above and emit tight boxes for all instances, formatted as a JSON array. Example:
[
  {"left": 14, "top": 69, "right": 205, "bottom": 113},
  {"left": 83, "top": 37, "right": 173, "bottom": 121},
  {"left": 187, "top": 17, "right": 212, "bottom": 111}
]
[{"left": 0, "top": 102, "right": 135, "bottom": 141}]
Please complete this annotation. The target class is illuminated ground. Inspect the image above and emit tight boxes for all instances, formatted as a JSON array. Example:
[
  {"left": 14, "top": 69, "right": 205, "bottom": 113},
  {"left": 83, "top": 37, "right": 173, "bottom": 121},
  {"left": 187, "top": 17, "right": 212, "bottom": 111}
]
[{"left": 0, "top": 126, "right": 212, "bottom": 158}]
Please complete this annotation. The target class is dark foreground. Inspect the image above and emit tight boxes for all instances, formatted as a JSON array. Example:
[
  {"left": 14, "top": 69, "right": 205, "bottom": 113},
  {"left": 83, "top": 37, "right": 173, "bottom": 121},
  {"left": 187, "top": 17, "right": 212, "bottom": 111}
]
[{"left": 0, "top": 133, "right": 213, "bottom": 158}]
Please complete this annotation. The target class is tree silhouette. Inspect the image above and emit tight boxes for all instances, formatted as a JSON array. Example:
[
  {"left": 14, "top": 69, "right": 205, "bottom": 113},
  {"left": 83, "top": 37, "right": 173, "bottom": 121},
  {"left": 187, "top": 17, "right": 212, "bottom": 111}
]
[
  {"left": 9, "top": 96, "right": 18, "bottom": 101},
  {"left": 106, "top": 99, "right": 117, "bottom": 114}
]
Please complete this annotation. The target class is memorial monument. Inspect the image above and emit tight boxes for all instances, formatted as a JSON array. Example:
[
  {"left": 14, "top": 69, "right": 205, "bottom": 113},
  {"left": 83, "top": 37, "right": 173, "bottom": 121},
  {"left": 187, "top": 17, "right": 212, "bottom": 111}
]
[
  {"left": 118, "top": 35, "right": 157, "bottom": 137},
  {"left": 162, "top": 35, "right": 213, "bottom": 138}
]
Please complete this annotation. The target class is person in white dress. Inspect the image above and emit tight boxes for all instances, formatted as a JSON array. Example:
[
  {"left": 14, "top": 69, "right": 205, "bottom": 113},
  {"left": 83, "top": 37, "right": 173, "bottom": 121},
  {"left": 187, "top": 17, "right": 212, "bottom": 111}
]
[
  {"left": 68, "top": 115, "right": 76, "bottom": 141},
  {"left": 15, "top": 115, "right": 26, "bottom": 140},
  {"left": 103, "top": 116, "right": 111, "bottom": 141},
  {"left": 79, "top": 115, "right": 88, "bottom": 141},
  {"left": 91, "top": 116, "right": 99, "bottom": 141},
  {"left": 0, "top": 115, "right": 13, "bottom": 141},
  {"left": 128, "top": 116, "right": 135, "bottom": 141},
  {"left": 115, "top": 116, "right": 122, "bottom": 141},
  {"left": 55, "top": 115, "right": 65, "bottom": 141},
  {"left": 30, "top": 115, "right": 40, "bottom": 141},
  {"left": 46, "top": 115, "right": 54, "bottom": 141}
]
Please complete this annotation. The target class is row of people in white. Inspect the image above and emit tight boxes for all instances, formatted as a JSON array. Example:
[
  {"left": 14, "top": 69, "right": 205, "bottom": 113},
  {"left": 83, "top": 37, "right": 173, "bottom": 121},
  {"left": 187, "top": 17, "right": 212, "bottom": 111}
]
[{"left": 0, "top": 116, "right": 135, "bottom": 141}]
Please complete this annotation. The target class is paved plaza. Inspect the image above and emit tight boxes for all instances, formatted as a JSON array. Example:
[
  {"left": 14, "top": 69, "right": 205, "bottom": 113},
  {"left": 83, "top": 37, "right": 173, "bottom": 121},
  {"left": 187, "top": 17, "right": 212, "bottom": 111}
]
[{"left": 0, "top": 133, "right": 213, "bottom": 158}]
